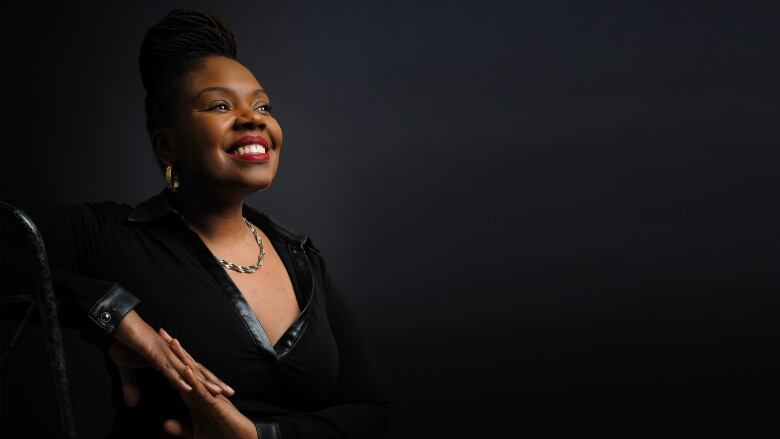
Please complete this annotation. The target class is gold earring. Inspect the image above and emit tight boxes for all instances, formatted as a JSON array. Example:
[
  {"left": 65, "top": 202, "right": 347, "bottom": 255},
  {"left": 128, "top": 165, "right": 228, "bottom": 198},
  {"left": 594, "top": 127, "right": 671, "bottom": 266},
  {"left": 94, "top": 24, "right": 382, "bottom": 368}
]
[{"left": 165, "top": 164, "right": 180, "bottom": 191}]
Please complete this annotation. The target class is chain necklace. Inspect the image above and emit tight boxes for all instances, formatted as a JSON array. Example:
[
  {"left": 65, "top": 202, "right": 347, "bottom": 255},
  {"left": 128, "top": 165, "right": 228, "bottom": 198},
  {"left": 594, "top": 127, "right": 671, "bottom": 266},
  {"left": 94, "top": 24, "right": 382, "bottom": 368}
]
[{"left": 215, "top": 217, "right": 267, "bottom": 273}]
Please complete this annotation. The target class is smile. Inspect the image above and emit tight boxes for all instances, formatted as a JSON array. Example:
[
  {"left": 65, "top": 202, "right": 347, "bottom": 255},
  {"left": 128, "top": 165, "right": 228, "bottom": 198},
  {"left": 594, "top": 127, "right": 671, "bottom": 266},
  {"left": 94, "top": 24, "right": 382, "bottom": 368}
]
[
  {"left": 232, "top": 144, "right": 266, "bottom": 154},
  {"left": 225, "top": 145, "right": 270, "bottom": 162}
]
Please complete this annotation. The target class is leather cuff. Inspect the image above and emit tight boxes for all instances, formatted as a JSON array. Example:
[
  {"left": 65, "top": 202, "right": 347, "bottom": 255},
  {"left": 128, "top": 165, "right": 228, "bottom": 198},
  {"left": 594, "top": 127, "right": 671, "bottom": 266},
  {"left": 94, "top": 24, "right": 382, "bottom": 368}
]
[
  {"left": 87, "top": 283, "right": 140, "bottom": 335},
  {"left": 255, "top": 421, "right": 281, "bottom": 439}
]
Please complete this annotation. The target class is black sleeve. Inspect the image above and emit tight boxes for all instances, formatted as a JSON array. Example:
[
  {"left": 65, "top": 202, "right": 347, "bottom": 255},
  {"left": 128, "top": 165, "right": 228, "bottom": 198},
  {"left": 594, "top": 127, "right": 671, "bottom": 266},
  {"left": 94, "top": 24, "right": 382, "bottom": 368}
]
[
  {"left": 252, "top": 253, "right": 392, "bottom": 439},
  {"left": 22, "top": 202, "right": 140, "bottom": 348}
]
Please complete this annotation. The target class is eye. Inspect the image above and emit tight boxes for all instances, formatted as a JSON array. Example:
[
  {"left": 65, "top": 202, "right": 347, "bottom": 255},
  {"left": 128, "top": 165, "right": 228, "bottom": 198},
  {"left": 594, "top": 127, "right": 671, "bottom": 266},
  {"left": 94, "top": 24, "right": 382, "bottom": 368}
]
[
  {"left": 256, "top": 103, "right": 273, "bottom": 114},
  {"left": 209, "top": 101, "right": 230, "bottom": 111}
]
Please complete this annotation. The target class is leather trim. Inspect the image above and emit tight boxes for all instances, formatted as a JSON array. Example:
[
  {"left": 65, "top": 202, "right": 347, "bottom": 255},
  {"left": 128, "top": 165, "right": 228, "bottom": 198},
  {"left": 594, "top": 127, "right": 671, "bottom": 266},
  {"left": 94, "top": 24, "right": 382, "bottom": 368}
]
[
  {"left": 127, "top": 187, "right": 317, "bottom": 360},
  {"left": 255, "top": 421, "right": 281, "bottom": 439},
  {"left": 187, "top": 224, "right": 274, "bottom": 357},
  {"left": 190, "top": 223, "right": 315, "bottom": 361},
  {"left": 87, "top": 283, "right": 141, "bottom": 334},
  {"left": 272, "top": 242, "right": 315, "bottom": 358}
]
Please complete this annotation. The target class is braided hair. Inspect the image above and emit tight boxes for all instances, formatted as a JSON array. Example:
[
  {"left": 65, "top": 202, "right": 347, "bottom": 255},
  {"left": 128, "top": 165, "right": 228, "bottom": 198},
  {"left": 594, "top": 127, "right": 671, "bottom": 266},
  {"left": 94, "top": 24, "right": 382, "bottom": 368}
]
[{"left": 139, "top": 8, "right": 238, "bottom": 169}]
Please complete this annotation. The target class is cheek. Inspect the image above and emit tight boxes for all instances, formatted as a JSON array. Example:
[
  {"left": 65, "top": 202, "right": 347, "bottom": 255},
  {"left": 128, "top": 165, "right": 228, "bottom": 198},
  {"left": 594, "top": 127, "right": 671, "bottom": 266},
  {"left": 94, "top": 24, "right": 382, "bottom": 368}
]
[
  {"left": 175, "top": 123, "right": 228, "bottom": 169},
  {"left": 270, "top": 119, "right": 283, "bottom": 147},
  {"left": 190, "top": 119, "right": 229, "bottom": 150}
]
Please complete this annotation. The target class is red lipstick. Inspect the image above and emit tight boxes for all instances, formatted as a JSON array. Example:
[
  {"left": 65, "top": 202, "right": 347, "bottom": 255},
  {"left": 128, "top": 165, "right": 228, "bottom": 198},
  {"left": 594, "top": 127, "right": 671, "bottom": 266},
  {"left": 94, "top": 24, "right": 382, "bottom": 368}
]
[
  {"left": 229, "top": 135, "right": 270, "bottom": 150},
  {"left": 225, "top": 135, "right": 271, "bottom": 162}
]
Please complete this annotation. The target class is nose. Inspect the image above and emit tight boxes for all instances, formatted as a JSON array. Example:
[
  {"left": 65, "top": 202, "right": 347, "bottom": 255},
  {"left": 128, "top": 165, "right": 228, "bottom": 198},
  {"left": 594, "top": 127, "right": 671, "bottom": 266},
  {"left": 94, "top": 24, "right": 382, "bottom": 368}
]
[{"left": 235, "top": 106, "right": 266, "bottom": 131}]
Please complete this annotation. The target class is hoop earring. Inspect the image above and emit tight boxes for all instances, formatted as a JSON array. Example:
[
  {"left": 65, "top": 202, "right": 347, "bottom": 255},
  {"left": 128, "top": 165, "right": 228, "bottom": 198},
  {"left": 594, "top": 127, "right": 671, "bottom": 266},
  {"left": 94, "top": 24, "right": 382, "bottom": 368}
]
[{"left": 165, "top": 164, "right": 180, "bottom": 191}]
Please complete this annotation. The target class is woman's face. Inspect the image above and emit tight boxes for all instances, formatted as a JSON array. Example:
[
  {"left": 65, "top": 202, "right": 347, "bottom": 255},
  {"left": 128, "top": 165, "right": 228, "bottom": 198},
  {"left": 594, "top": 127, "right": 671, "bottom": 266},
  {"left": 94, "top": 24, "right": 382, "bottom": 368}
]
[{"left": 157, "top": 55, "right": 283, "bottom": 196}]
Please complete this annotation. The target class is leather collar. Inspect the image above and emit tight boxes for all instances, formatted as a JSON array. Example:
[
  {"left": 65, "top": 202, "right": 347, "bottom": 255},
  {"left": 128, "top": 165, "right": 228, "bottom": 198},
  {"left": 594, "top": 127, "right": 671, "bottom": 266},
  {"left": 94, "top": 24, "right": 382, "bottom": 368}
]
[{"left": 127, "top": 187, "right": 316, "bottom": 250}]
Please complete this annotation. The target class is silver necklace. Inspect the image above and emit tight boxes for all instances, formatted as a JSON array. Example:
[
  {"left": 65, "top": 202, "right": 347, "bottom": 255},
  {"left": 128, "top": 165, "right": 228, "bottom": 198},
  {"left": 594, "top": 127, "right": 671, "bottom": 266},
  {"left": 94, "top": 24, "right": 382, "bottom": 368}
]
[{"left": 215, "top": 217, "right": 266, "bottom": 273}]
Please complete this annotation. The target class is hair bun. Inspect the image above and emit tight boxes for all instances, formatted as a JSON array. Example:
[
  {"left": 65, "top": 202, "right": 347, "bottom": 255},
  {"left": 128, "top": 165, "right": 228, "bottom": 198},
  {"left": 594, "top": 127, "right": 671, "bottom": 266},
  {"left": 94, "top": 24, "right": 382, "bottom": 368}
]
[{"left": 138, "top": 8, "right": 238, "bottom": 93}]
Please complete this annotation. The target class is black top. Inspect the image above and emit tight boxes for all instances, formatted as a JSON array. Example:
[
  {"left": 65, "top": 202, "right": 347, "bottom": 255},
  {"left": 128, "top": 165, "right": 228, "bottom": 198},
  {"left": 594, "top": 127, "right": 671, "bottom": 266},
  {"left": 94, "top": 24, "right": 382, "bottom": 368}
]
[{"left": 24, "top": 188, "right": 391, "bottom": 439}]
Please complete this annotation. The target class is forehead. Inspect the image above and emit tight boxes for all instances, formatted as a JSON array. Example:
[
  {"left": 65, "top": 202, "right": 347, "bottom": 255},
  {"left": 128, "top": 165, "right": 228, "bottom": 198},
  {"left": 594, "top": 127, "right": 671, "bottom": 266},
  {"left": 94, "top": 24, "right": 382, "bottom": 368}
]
[{"left": 183, "top": 56, "right": 263, "bottom": 96}]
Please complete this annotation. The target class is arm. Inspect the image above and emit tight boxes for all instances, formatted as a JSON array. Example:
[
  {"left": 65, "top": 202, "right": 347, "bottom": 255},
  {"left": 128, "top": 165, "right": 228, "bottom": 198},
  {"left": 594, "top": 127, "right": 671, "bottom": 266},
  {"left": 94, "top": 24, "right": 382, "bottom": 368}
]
[
  {"left": 48, "top": 268, "right": 141, "bottom": 349},
  {"left": 253, "top": 255, "right": 392, "bottom": 439},
  {"left": 159, "top": 252, "right": 392, "bottom": 439},
  {"left": 21, "top": 202, "right": 233, "bottom": 401},
  {"left": 21, "top": 202, "right": 141, "bottom": 348}
]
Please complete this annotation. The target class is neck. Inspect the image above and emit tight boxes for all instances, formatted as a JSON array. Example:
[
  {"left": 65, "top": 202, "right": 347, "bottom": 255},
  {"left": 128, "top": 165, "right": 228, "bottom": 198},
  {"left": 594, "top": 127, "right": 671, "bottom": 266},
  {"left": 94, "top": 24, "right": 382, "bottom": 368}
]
[{"left": 169, "top": 184, "right": 252, "bottom": 243}]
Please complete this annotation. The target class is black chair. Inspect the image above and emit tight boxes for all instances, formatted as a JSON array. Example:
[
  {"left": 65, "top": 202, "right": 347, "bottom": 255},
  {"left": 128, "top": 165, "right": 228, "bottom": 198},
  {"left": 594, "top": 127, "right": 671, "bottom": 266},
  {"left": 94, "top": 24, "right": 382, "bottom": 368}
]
[{"left": 1, "top": 201, "right": 78, "bottom": 439}]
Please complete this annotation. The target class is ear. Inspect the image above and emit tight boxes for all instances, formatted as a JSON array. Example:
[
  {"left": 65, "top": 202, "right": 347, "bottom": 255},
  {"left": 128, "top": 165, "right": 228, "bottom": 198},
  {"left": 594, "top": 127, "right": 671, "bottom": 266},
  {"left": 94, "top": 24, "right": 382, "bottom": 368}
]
[{"left": 152, "top": 128, "right": 175, "bottom": 165}]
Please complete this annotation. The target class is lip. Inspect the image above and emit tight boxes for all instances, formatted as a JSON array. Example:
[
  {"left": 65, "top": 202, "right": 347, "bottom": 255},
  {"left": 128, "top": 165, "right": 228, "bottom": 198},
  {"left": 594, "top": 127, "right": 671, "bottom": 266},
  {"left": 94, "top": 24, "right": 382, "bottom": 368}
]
[
  {"left": 228, "top": 135, "right": 270, "bottom": 152},
  {"left": 226, "top": 151, "right": 270, "bottom": 163}
]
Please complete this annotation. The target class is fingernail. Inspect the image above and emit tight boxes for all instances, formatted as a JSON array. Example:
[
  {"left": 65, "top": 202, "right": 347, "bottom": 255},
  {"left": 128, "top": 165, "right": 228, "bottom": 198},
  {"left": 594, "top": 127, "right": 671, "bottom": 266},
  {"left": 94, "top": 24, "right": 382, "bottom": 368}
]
[
  {"left": 182, "top": 380, "right": 192, "bottom": 391},
  {"left": 226, "top": 385, "right": 235, "bottom": 393},
  {"left": 160, "top": 328, "right": 170, "bottom": 338}
]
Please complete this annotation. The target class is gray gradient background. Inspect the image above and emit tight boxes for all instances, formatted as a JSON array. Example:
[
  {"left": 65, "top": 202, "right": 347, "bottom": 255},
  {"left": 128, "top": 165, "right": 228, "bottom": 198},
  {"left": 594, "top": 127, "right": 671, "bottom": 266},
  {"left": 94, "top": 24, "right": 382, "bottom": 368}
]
[{"left": 2, "top": 0, "right": 779, "bottom": 437}]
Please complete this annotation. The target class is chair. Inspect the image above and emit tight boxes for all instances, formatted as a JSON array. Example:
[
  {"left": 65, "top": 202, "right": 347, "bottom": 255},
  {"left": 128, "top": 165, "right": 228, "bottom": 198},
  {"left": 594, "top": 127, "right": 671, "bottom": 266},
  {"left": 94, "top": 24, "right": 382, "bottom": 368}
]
[{"left": 0, "top": 201, "right": 78, "bottom": 439}]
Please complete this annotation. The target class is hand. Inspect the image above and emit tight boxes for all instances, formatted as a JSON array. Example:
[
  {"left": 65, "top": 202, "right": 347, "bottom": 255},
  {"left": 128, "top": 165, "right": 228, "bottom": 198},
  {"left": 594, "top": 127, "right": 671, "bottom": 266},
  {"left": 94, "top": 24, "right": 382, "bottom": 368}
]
[
  {"left": 110, "top": 310, "right": 235, "bottom": 407},
  {"left": 161, "top": 331, "right": 258, "bottom": 439},
  {"left": 163, "top": 409, "right": 221, "bottom": 439},
  {"left": 108, "top": 339, "right": 149, "bottom": 407}
]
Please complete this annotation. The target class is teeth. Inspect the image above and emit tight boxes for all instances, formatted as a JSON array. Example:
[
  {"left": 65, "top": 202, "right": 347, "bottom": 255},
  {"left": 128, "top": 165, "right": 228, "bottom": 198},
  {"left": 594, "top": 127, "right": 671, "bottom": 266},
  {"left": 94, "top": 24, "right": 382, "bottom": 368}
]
[{"left": 234, "top": 144, "right": 266, "bottom": 155}]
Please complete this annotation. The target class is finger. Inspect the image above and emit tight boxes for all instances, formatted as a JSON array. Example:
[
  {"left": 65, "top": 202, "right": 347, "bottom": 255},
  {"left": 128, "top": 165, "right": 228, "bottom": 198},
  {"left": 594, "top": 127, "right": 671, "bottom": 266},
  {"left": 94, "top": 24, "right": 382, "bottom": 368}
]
[
  {"left": 199, "top": 364, "right": 235, "bottom": 396},
  {"left": 160, "top": 333, "right": 227, "bottom": 397},
  {"left": 169, "top": 338, "right": 217, "bottom": 394},
  {"left": 169, "top": 338, "right": 225, "bottom": 395},
  {"left": 199, "top": 364, "right": 236, "bottom": 396},
  {"left": 182, "top": 365, "right": 215, "bottom": 403},
  {"left": 159, "top": 327, "right": 173, "bottom": 343},
  {"left": 117, "top": 366, "right": 141, "bottom": 407},
  {"left": 162, "top": 418, "right": 192, "bottom": 438},
  {"left": 170, "top": 338, "right": 196, "bottom": 368},
  {"left": 154, "top": 348, "right": 193, "bottom": 393},
  {"left": 197, "top": 370, "right": 225, "bottom": 395},
  {"left": 151, "top": 331, "right": 195, "bottom": 392}
]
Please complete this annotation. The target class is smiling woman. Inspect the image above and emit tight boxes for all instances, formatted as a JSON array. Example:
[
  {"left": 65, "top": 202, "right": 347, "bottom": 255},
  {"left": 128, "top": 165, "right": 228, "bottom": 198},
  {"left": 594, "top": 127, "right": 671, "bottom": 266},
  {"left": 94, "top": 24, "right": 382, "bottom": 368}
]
[
  {"left": 18, "top": 8, "right": 391, "bottom": 439},
  {"left": 156, "top": 56, "right": 283, "bottom": 195}
]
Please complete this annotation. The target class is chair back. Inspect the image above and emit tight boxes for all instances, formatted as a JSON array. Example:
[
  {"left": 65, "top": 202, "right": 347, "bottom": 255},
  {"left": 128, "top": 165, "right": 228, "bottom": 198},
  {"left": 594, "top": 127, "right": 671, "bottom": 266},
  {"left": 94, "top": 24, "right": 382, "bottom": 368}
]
[{"left": 1, "top": 201, "right": 78, "bottom": 439}]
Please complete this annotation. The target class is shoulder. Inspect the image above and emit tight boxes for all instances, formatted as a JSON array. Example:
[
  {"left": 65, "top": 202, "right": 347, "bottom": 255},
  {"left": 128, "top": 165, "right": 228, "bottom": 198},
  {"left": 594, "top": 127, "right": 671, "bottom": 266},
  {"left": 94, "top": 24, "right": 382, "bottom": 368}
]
[
  {"left": 91, "top": 200, "right": 134, "bottom": 220},
  {"left": 243, "top": 204, "right": 321, "bottom": 254},
  {"left": 27, "top": 200, "right": 133, "bottom": 230},
  {"left": 71, "top": 201, "right": 134, "bottom": 229},
  {"left": 244, "top": 205, "right": 328, "bottom": 265}
]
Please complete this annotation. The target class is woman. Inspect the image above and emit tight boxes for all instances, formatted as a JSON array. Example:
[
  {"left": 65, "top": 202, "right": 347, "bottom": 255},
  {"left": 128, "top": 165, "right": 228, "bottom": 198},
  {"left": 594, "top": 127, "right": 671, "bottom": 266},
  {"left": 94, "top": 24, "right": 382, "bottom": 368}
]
[{"left": 24, "top": 8, "right": 391, "bottom": 438}]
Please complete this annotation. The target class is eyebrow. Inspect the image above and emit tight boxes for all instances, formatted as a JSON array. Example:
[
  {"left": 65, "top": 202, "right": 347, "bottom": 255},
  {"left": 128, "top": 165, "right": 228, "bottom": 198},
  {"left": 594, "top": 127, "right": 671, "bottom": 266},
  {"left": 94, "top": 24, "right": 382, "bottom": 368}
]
[{"left": 193, "top": 86, "right": 267, "bottom": 101}]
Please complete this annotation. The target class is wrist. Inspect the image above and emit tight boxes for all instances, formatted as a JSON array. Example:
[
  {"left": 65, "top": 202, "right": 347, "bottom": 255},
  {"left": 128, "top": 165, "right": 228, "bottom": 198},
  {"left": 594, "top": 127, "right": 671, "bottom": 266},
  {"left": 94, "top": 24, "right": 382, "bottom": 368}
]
[
  {"left": 113, "top": 310, "right": 156, "bottom": 356},
  {"left": 206, "top": 402, "right": 257, "bottom": 439},
  {"left": 114, "top": 310, "right": 142, "bottom": 342}
]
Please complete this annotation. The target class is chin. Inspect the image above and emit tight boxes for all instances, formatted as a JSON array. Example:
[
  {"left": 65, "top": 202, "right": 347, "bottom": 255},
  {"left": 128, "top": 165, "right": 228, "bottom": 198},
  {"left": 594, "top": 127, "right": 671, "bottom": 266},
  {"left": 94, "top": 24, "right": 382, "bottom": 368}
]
[
  {"left": 240, "top": 172, "right": 276, "bottom": 191},
  {"left": 248, "top": 180, "right": 274, "bottom": 192}
]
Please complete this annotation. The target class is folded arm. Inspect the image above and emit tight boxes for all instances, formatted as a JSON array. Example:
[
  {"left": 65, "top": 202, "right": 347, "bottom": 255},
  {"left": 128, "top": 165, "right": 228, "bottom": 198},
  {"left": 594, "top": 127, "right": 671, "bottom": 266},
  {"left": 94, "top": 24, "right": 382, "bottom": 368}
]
[
  {"left": 161, "top": 263, "right": 392, "bottom": 438},
  {"left": 20, "top": 202, "right": 232, "bottom": 399},
  {"left": 16, "top": 203, "right": 141, "bottom": 347}
]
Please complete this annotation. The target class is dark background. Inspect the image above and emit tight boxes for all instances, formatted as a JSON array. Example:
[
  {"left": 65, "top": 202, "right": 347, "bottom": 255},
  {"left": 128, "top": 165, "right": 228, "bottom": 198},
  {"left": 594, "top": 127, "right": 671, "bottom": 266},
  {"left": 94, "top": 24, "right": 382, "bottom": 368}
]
[{"left": 2, "top": 0, "right": 779, "bottom": 437}]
